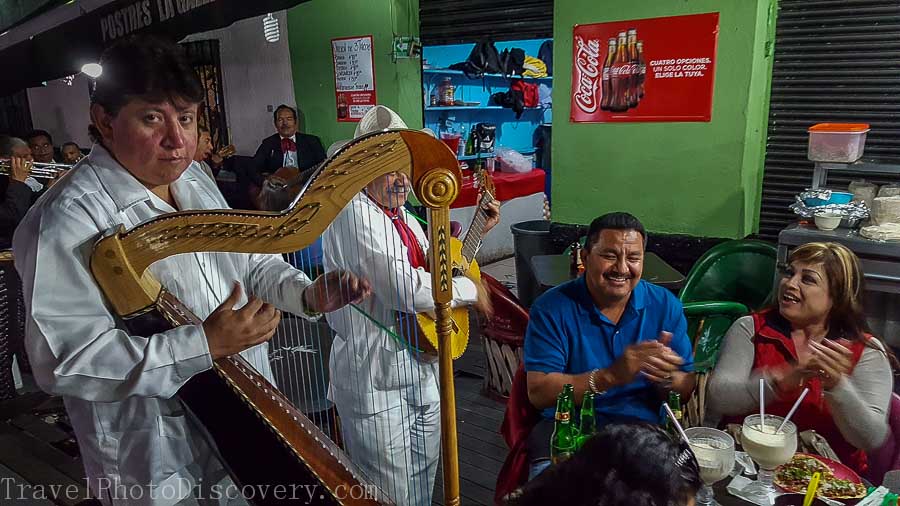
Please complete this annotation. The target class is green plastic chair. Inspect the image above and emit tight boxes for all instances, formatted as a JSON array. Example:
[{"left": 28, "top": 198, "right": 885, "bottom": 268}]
[
  {"left": 678, "top": 239, "right": 777, "bottom": 371},
  {"left": 679, "top": 240, "right": 777, "bottom": 427}
]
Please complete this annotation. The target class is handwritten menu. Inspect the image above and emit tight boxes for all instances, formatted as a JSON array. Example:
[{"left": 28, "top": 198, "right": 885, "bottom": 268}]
[{"left": 332, "top": 35, "right": 377, "bottom": 122}]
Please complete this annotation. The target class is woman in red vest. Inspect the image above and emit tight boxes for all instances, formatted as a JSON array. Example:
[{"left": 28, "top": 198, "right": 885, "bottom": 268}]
[{"left": 707, "top": 242, "right": 895, "bottom": 474}]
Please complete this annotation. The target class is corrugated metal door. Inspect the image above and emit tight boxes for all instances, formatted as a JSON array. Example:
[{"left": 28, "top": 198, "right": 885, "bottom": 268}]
[
  {"left": 760, "top": 0, "right": 900, "bottom": 240},
  {"left": 420, "top": 0, "right": 553, "bottom": 45}
]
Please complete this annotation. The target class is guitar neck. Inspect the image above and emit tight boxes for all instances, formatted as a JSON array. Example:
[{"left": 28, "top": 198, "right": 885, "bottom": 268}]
[{"left": 460, "top": 192, "right": 494, "bottom": 270}]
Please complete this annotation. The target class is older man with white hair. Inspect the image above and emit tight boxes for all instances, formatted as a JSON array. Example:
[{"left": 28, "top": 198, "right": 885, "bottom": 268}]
[{"left": 322, "top": 105, "right": 501, "bottom": 506}]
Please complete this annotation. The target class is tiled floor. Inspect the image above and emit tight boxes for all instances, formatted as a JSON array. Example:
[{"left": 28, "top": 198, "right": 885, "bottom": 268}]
[{"left": 481, "top": 255, "right": 518, "bottom": 298}]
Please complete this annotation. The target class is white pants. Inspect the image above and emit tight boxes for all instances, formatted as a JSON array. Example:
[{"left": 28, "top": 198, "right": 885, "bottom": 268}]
[{"left": 337, "top": 401, "right": 441, "bottom": 506}]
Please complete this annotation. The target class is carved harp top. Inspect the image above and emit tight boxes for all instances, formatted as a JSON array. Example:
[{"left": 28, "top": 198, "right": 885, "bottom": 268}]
[{"left": 90, "top": 129, "right": 461, "bottom": 318}]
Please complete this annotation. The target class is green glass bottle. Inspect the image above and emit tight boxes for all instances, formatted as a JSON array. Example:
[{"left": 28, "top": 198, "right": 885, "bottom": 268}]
[
  {"left": 550, "top": 386, "right": 576, "bottom": 465},
  {"left": 576, "top": 391, "right": 596, "bottom": 450},
  {"left": 665, "top": 391, "right": 683, "bottom": 436},
  {"left": 562, "top": 383, "right": 579, "bottom": 438}
]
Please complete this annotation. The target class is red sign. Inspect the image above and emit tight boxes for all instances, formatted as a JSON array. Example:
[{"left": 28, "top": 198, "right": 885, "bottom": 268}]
[
  {"left": 332, "top": 35, "right": 377, "bottom": 122},
  {"left": 570, "top": 13, "right": 719, "bottom": 123}
]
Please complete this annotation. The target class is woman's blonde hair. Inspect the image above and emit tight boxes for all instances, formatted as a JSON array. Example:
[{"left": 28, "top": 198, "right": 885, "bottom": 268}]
[{"left": 788, "top": 242, "right": 896, "bottom": 368}]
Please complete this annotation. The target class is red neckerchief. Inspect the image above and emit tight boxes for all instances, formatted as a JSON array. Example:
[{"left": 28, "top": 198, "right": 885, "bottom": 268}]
[
  {"left": 381, "top": 206, "right": 427, "bottom": 269},
  {"left": 280, "top": 137, "right": 296, "bottom": 152}
]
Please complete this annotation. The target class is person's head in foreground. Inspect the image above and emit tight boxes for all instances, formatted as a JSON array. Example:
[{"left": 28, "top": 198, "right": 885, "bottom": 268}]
[{"left": 507, "top": 423, "right": 701, "bottom": 506}]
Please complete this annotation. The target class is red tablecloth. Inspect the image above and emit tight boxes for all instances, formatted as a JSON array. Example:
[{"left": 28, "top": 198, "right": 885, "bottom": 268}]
[{"left": 452, "top": 169, "right": 545, "bottom": 208}]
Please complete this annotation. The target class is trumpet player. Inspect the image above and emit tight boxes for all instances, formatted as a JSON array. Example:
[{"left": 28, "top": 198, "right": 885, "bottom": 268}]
[{"left": 0, "top": 136, "right": 36, "bottom": 248}]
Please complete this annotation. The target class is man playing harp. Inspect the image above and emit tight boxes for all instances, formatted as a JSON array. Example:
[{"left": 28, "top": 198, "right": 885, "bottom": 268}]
[
  {"left": 13, "top": 35, "right": 370, "bottom": 506},
  {"left": 322, "top": 106, "right": 501, "bottom": 506}
]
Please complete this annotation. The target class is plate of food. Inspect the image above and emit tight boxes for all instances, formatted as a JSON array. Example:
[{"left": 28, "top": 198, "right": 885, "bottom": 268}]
[{"left": 774, "top": 454, "right": 867, "bottom": 500}]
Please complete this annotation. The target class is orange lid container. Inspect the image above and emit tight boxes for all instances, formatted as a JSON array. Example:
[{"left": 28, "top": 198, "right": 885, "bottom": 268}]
[{"left": 808, "top": 123, "right": 870, "bottom": 133}]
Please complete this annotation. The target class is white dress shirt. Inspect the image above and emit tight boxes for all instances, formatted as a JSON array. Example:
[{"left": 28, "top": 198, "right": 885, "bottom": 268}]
[
  {"left": 282, "top": 134, "right": 298, "bottom": 168},
  {"left": 13, "top": 144, "right": 316, "bottom": 505},
  {"left": 322, "top": 193, "right": 477, "bottom": 416}
]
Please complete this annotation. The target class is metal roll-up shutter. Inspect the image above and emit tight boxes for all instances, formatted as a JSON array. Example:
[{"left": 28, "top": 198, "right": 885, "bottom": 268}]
[
  {"left": 760, "top": 0, "right": 900, "bottom": 241},
  {"left": 420, "top": 0, "right": 553, "bottom": 45}
]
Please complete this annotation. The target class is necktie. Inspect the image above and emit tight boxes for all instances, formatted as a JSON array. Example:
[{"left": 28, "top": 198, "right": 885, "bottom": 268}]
[
  {"left": 280, "top": 137, "right": 297, "bottom": 153},
  {"left": 383, "top": 207, "right": 427, "bottom": 269}
]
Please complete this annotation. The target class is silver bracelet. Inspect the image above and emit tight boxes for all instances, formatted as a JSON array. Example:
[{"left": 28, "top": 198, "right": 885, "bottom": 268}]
[{"left": 588, "top": 368, "right": 604, "bottom": 395}]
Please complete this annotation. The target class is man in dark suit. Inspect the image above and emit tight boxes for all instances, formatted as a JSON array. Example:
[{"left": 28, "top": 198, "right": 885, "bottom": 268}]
[{"left": 249, "top": 104, "right": 326, "bottom": 193}]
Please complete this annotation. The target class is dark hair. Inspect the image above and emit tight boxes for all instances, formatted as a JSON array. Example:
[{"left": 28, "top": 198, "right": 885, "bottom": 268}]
[
  {"left": 25, "top": 129, "right": 53, "bottom": 145},
  {"left": 62, "top": 141, "right": 80, "bottom": 150},
  {"left": 586, "top": 212, "right": 647, "bottom": 251},
  {"left": 198, "top": 125, "right": 210, "bottom": 134},
  {"left": 506, "top": 423, "right": 701, "bottom": 506},
  {"left": 273, "top": 104, "right": 297, "bottom": 123},
  {"left": 90, "top": 34, "right": 204, "bottom": 117}
]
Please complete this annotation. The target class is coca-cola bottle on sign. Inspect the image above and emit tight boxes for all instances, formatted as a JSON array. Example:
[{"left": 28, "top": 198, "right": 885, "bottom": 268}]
[
  {"left": 626, "top": 29, "right": 639, "bottom": 109},
  {"left": 600, "top": 38, "right": 617, "bottom": 111},
  {"left": 610, "top": 31, "right": 630, "bottom": 113},
  {"left": 636, "top": 40, "right": 647, "bottom": 100}
]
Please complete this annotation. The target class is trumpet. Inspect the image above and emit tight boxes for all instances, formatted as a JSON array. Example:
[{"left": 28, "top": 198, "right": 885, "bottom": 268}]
[{"left": 0, "top": 158, "right": 73, "bottom": 180}]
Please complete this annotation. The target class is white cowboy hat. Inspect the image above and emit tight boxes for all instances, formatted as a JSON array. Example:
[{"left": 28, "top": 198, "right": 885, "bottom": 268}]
[{"left": 326, "top": 105, "right": 436, "bottom": 158}]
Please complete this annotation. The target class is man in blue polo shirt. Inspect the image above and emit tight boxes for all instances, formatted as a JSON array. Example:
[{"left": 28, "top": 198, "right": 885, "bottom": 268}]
[{"left": 524, "top": 212, "right": 695, "bottom": 478}]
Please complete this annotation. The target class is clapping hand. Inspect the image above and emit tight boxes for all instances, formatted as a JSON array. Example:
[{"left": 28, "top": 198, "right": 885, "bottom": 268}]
[
  {"left": 807, "top": 339, "right": 853, "bottom": 390},
  {"left": 639, "top": 331, "right": 686, "bottom": 386},
  {"left": 303, "top": 270, "right": 372, "bottom": 314}
]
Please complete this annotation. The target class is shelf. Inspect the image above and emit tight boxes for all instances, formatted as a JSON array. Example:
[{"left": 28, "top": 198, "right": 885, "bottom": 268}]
[
  {"left": 811, "top": 159, "right": 900, "bottom": 189},
  {"left": 425, "top": 106, "right": 546, "bottom": 111},
  {"left": 423, "top": 68, "right": 552, "bottom": 81},
  {"left": 427, "top": 105, "right": 504, "bottom": 110},
  {"left": 815, "top": 160, "right": 900, "bottom": 175},
  {"left": 457, "top": 154, "right": 495, "bottom": 161}
]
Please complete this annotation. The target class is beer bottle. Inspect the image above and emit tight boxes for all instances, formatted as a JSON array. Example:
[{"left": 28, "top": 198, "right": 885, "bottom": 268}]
[
  {"left": 626, "top": 29, "right": 639, "bottom": 109},
  {"left": 610, "top": 32, "right": 630, "bottom": 113},
  {"left": 600, "top": 38, "right": 617, "bottom": 111},
  {"left": 550, "top": 386, "right": 576, "bottom": 465},
  {"left": 576, "top": 391, "right": 596, "bottom": 450},
  {"left": 665, "top": 391, "right": 683, "bottom": 436},
  {"left": 563, "top": 384, "right": 579, "bottom": 437},
  {"left": 636, "top": 41, "right": 647, "bottom": 100}
]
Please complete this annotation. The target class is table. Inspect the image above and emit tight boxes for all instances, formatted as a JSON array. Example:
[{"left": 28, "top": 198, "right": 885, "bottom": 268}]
[
  {"left": 530, "top": 252, "right": 686, "bottom": 293},
  {"left": 452, "top": 169, "right": 547, "bottom": 264}
]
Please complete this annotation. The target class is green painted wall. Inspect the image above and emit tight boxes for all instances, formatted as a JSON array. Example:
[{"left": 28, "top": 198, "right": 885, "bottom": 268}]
[
  {"left": 287, "top": 0, "right": 422, "bottom": 150},
  {"left": 553, "top": 0, "right": 776, "bottom": 238}
]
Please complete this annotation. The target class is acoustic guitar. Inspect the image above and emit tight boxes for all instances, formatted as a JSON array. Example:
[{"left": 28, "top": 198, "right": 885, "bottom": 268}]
[
  {"left": 409, "top": 167, "right": 497, "bottom": 359},
  {"left": 253, "top": 163, "right": 323, "bottom": 211}
]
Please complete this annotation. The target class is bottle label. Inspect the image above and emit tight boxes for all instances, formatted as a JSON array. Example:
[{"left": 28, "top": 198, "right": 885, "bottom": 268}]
[
  {"left": 602, "top": 67, "right": 610, "bottom": 81},
  {"left": 555, "top": 411, "right": 570, "bottom": 422}
]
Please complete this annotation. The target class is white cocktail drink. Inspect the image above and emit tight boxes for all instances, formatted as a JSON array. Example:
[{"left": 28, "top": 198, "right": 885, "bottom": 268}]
[
  {"left": 741, "top": 414, "right": 798, "bottom": 505},
  {"left": 686, "top": 427, "right": 735, "bottom": 506},
  {"left": 742, "top": 423, "right": 798, "bottom": 470}
]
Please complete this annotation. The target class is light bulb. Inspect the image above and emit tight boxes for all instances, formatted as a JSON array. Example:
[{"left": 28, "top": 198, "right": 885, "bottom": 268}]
[
  {"left": 262, "top": 13, "right": 279, "bottom": 43},
  {"left": 81, "top": 63, "right": 103, "bottom": 78}
]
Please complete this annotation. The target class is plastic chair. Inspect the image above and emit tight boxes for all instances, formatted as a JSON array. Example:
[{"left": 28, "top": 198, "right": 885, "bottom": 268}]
[
  {"left": 866, "top": 393, "right": 900, "bottom": 486},
  {"left": 677, "top": 239, "right": 776, "bottom": 427},
  {"left": 679, "top": 239, "right": 778, "bottom": 311}
]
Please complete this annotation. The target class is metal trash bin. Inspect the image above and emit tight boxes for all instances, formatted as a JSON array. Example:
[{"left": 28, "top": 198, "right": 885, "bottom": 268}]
[{"left": 511, "top": 220, "right": 553, "bottom": 307}]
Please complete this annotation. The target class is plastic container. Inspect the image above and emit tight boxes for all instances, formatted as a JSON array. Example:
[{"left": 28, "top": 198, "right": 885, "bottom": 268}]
[
  {"left": 511, "top": 220, "right": 553, "bottom": 308},
  {"left": 815, "top": 212, "right": 842, "bottom": 231},
  {"left": 802, "top": 190, "right": 854, "bottom": 207},
  {"left": 807, "top": 123, "right": 870, "bottom": 163}
]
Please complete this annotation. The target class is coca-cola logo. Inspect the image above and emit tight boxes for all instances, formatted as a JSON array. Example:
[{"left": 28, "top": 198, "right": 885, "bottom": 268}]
[{"left": 574, "top": 36, "right": 601, "bottom": 114}]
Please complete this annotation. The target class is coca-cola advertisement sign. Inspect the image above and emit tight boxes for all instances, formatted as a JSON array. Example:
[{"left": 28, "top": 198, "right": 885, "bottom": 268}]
[{"left": 570, "top": 13, "right": 719, "bottom": 123}]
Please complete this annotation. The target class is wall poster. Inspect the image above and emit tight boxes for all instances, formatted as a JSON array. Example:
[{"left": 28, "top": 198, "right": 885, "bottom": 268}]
[{"left": 571, "top": 13, "right": 719, "bottom": 123}]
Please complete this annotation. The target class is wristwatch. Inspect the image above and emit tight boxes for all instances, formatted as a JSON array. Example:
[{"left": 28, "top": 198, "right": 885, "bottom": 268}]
[
  {"left": 302, "top": 286, "right": 322, "bottom": 318},
  {"left": 588, "top": 369, "right": 606, "bottom": 396}
]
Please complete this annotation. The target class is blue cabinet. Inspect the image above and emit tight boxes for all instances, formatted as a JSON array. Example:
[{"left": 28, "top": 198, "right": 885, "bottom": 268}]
[{"left": 422, "top": 39, "right": 552, "bottom": 163}]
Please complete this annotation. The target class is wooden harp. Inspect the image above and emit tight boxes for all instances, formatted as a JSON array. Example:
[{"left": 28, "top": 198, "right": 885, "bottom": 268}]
[{"left": 89, "top": 130, "right": 464, "bottom": 506}]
